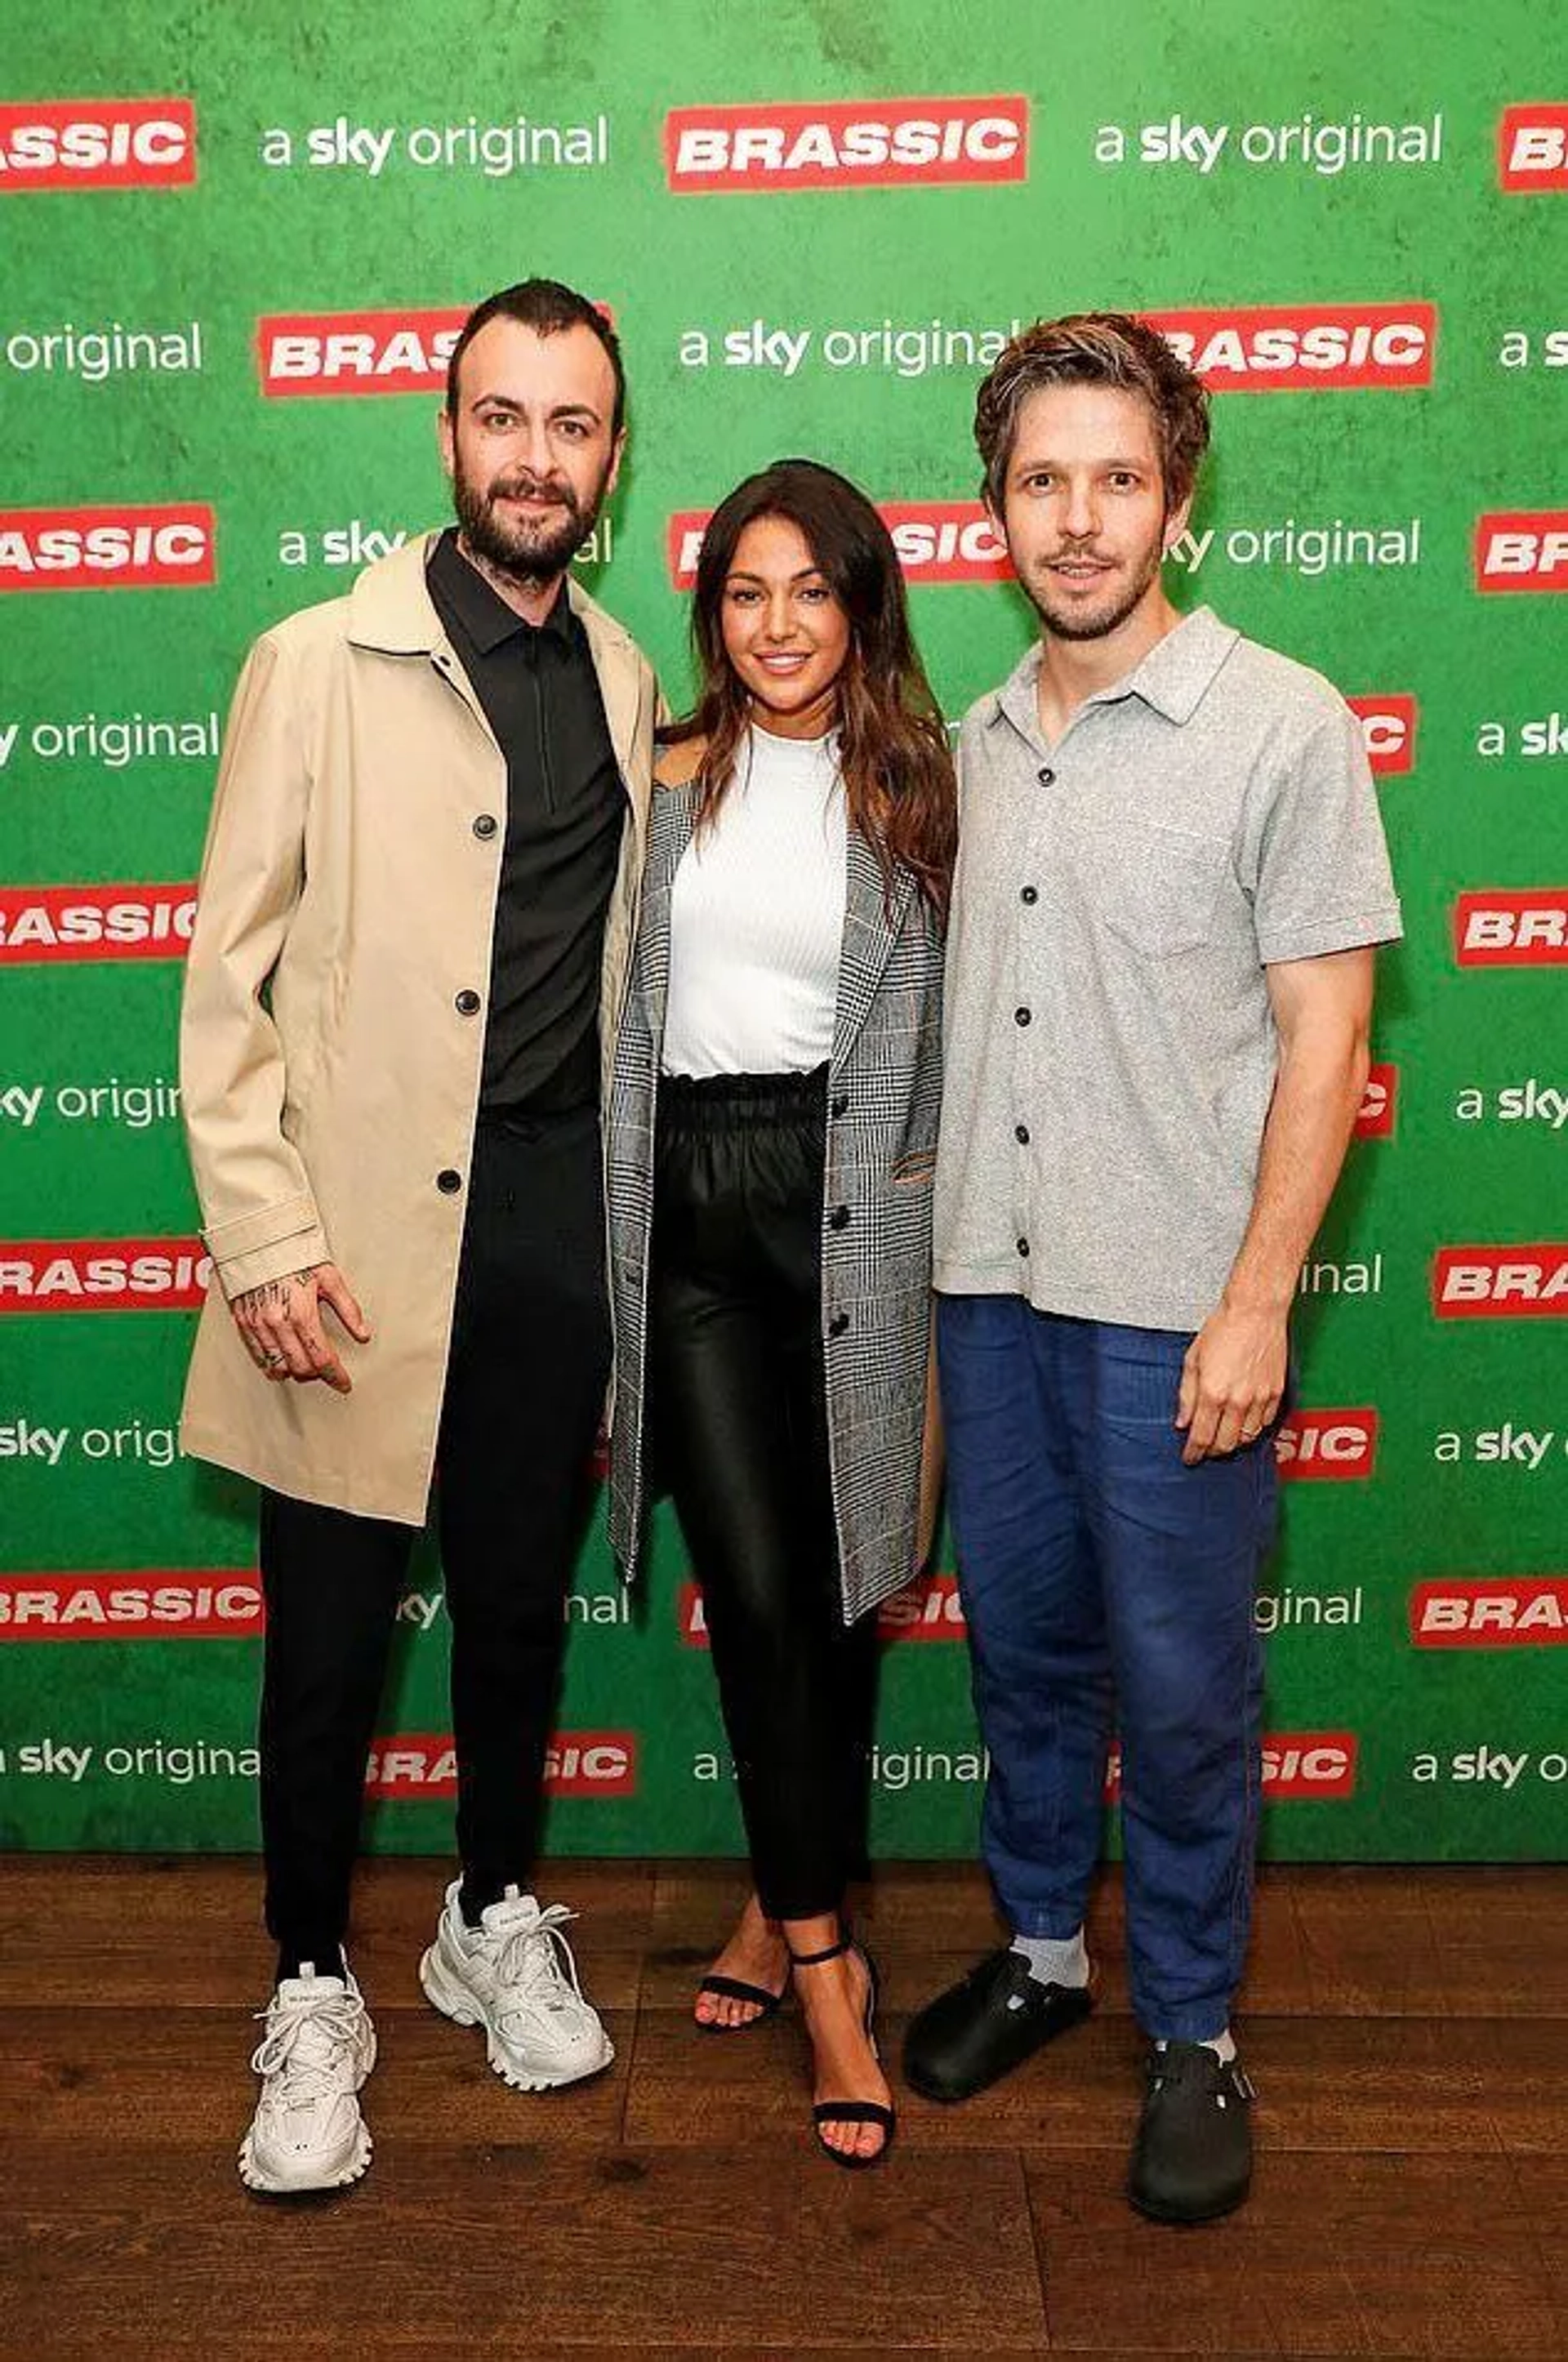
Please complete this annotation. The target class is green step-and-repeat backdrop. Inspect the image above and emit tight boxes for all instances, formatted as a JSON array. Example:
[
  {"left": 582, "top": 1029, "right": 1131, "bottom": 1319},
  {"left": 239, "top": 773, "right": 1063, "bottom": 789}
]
[{"left": 1, "top": 2, "right": 1564, "bottom": 1865}]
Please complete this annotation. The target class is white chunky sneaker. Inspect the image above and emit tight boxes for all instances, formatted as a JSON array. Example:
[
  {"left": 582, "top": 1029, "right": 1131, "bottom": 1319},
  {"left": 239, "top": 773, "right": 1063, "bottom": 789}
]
[
  {"left": 238, "top": 1966, "right": 376, "bottom": 2195},
  {"left": 419, "top": 1880, "right": 614, "bottom": 2092}
]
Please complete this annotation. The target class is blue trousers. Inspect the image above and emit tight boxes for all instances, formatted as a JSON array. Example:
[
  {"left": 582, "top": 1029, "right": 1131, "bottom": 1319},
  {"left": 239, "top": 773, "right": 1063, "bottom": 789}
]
[{"left": 938, "top": 1293, "right": 1276, "bottom": 2041}]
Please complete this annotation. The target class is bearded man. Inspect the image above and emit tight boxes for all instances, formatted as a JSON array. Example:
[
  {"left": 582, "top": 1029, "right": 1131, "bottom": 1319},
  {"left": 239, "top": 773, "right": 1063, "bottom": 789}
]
[{"left": 180, "top": 279, "right": 658, "bottom": 2193}]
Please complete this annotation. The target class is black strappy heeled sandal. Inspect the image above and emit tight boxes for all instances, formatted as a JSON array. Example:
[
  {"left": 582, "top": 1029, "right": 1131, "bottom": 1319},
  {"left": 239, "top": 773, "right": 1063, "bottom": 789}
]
[
  {"left": 788, "top": 1931, "right": 896, "bottom": 2170},
  {"left": 693, "top": 1969, "right": 787, "bottom": 2030}
]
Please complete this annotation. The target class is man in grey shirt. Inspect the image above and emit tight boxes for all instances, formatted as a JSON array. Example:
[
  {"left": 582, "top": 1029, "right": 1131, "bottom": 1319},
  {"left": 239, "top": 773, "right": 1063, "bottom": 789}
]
[{"left": 903, "top": 314, "right": 1400, "bottom": 2223}]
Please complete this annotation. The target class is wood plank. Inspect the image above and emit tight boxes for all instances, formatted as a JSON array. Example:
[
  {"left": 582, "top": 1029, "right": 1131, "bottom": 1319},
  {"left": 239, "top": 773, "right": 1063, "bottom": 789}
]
[
  {"left": 0, "top": 1852, "right": 654, "bottom": 2009},
  {"left": 0, "top": 2139, "right": 1049, "bottom": 2353},
  {"left": 1026, "top": 2146, "right": 1563, "bottom": 2356},
  {"left": 0, "top": 2003, "right": 634, "bottom": 2146}
]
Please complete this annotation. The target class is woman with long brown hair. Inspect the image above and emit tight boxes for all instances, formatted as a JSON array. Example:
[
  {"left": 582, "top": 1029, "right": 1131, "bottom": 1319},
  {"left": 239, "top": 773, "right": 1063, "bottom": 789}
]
[{"left": 607, "top": 457, "right": 955, "bottom": 2166}]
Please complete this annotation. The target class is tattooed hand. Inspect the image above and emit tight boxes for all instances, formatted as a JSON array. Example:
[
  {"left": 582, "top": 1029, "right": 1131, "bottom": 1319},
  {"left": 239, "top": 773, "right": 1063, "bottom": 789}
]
[{"left": 229, "top": 1261, "right": 371, "bottom": 1393}]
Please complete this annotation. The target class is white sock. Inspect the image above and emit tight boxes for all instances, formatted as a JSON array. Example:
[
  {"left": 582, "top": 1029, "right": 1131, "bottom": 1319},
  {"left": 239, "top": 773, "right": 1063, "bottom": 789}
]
[
  {"left": 1155, "top": 2028, "right": 1236, "bottom": 2063},
  {"left": 1010, "top": 1930, "right": 1089, "bottom": 1989}
]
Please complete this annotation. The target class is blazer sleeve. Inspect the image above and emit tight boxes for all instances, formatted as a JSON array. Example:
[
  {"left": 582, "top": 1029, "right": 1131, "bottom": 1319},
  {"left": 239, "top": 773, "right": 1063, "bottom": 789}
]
[{"left": 178, "top": 629, "right": 330, "bottom": 1302}]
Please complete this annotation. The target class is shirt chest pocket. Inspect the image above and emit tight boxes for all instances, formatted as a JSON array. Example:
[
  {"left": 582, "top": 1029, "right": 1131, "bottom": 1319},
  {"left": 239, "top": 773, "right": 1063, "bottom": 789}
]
[{"left": 1084, "top": 822, "right": 1228, "bottom": 955}]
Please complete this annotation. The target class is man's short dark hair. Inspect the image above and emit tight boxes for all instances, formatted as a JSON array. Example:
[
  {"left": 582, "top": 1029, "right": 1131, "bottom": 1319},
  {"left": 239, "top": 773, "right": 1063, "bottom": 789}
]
[
  {"left": 974, "top": 312, "right": 1209, "bottom": 514},
  {"left": 445, "top": 279, "right": 626, "bottom": 436}
]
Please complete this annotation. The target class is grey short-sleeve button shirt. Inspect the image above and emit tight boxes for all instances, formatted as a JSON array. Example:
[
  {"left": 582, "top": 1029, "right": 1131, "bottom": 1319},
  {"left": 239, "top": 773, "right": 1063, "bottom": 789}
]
[{"left": 933, "top": 606, "right": 1402, "bottom": 1333}]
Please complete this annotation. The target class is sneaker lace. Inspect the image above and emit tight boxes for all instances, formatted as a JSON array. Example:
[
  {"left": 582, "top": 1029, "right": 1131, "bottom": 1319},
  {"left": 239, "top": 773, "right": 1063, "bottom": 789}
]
[
  {"left": 492, "top": 1902, "right": 587, "bottom": 2013},
  {"left": 250, "top": 1988, "right": 362, "bottom": 2102}
]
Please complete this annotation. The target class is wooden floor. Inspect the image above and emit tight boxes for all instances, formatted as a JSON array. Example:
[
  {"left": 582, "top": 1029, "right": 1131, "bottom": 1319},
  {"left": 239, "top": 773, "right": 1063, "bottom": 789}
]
[{"left": 2, "top": 1857, "right": 1565, "bottom": 2360}]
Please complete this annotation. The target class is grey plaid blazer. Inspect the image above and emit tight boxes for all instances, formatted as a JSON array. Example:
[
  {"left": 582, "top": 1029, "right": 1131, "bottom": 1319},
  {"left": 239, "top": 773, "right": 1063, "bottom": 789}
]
[{"left": 605, "top": 773, "right": 944, "bottom": 1624}]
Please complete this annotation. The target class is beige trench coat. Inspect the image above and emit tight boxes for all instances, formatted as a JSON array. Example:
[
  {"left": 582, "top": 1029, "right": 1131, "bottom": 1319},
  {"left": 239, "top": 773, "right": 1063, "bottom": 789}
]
[{"left": 179, "top": 533, "right": 658, "bottom": 1523}]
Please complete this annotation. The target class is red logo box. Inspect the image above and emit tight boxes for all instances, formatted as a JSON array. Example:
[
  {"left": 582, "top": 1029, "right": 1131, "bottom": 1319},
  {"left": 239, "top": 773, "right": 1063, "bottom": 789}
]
[
  {"left": 0, "top": 1573, "right": 262, "bottom": 1638},
  {"left": 665, "top": 96, "right": 1027, "bottom": 192},
  {"left": 1453, "top": 892, "right": 1568, "bottom": 965},
  {"left": 1145, "top": 305, "right": 1435, "bottom": 390},
  {"left": 0, "top": 99, "right": 195, "bottom": 189},
  {"left": 0, "top": 507, "right": 213, "bottom": 591},
  {"left": 1411, "top": 1577, "right": 1568, "bottom": 1646},
  {"left": 1475, "top": 513, "right": 1568, "bottom": 591},
  {"left": 1107, "top": 1732, "right": 1357, "bottom": 1801},
  {"left": 1432, "top": 1246, "right": 1568, "bottom": 1317},
  {"left": 1345, "top": 695, "right": 1417, "bottom": 775},
  {"left": 1276, "top": 1409, "right": 1379, "bottom": 1480},
  {"left": 1355, "top": 1063, "right": 1398, "bottom": 1139},
  {"left": 668, "top": 501, "right": 1009, "bottom": 590},
  {"left": 258, "top": 309, "right": 466, "bottom": 396},
  {"left": 367, "top": 1731, "right": 637, "bottom": 1797},
  {"left": 0, "top": 1238, "right": 210, "bottom": 1311},
  {"left": 1499, "top": 105, "right": 1568, "bottom": 189},
  {"left": 0, "top": 883, "right": 198, "bottom": 962}
]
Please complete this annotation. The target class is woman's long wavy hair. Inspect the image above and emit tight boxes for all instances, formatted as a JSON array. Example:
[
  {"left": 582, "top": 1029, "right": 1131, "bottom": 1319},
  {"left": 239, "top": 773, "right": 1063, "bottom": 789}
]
[{"left": 667, "top": 459, "right": 957, "bottom": 917}]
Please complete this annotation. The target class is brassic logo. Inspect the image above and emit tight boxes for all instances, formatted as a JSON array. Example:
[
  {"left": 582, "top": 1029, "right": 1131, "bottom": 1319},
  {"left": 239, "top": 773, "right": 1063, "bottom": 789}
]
[
  {"left": 1411, "top": 1578, "right": 1568, "bottom": 1646},
  {"left": 0, "top": 506, "right": 214, "bottom": 590},
  {"left": 0, "top": 885, "right": 197, "bottom": 961},
  {"left": 258, "top": 309, "right": 466, "bottom": 395},
  {"left": 0, "top": 1239, "right": 211, "bottom": 1310},
  {"left": 1432, "top": 1246, "right": 1568, "bottom": 1317},
  {"left": 1453, "top": 893, "right": 1568, "bottom": 964},
  {"left": 0, "top": 1573, "right": 261, "bottom": 1637},
  {"left": 669, "top": 502, "right": 1009, "bottom": 589},
  {"left": 1344, "top": 694, "right": 1417, "bottom": 775},
  {"left": 0, "top": 100, "right": 195, "bottom": 189},
  {"left": 365, "top": 1731, "right": 637, "bottom": 1796},
  {"left": 1498, "top": 105, "right": 1568, "bottom": 189},
  {"left": 1107, "top": 1733, "right": 1357, "bottom": 1799},
  {"left": 1145, "top": 305, "right": 1435, "bottom": 389},
  {"left": 665, "top": 97, "right": 1027, "bottom": 191}
]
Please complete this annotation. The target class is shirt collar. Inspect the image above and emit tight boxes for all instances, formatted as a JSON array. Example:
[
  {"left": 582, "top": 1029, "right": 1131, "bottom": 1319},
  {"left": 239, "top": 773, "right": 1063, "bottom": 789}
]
[
  {"left": 987, "top": 605, "right": 1240, "bottom": 740},
  {"left": 425, "top": 525, "right": 577, "bottom": 656}
]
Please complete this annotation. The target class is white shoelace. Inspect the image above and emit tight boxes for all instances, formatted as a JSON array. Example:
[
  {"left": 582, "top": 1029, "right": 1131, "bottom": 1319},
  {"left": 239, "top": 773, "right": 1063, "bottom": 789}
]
[
  {"left": 250, "top": 1988, "right": 363, "bottom": 2103},
  {"left": 488, "top": 1902, "right": 587, "bottom": 2013}
]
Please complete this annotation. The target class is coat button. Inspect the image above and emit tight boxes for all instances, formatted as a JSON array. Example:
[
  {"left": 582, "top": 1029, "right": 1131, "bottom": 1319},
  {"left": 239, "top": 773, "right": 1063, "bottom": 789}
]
[
  {"left": 455, "top": 989, "right": 481, "bottom": 1016},
  {"left": 831, "top": 1094, "right": 849, "bottom": 1120},
  {"left": 1015, "top": 1005, "right": 1032, "bottom": 1027},
  {"left": 829, "top": 1205, "right": 850, "bottom": 1231},
  {"left": 1021, "top": 885, "right": 1039, "bottom": 906},
  {"left": 1037, "top": 769, "right": 1054, "bottom": 787},
  {"left": 1015, "top": 1122, "right": 1031, "bottom": 1145},
  {"left": 1017, "top": 1237, "right": 1030, "bottom": 1257},
  {"left": 436, "top": 1168, "right": 462, "bottom": 1194},
  {"left": 473, "top": 813, "right": 498, "bottom": 840},
  {"left": 828, "top": 1312, "right": 849, "bottom": 1337}
]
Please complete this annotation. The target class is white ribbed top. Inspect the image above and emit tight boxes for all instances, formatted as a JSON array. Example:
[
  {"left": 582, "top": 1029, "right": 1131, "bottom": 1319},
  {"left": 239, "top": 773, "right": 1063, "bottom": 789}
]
[{"left": 662, "top": 726, "right": 847, "bottom": 1077}]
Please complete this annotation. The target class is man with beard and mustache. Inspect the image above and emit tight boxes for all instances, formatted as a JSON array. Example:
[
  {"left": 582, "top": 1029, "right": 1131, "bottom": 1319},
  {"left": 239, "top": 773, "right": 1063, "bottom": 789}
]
[
  {"left": 180, "top": 280, "right": 659, "bottom": 2194},
  {"left": 902, "top": 315, "right": 1400, "bottom": 2223}
]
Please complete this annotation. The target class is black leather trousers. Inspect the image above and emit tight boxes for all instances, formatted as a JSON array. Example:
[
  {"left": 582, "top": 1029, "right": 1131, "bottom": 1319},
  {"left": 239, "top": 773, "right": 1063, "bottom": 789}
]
[{"left": 648, "top": 1067, "right": 880, "bottom": 1922}]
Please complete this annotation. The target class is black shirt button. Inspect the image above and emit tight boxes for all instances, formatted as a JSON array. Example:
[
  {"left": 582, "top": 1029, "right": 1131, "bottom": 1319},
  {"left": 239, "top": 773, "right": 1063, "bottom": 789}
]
[
  {"left": 1021, "top": 885, "right": 1039, "bottom": 906},
  {"left": 1017, "top": 1237, "right": 1030, "bottom": 1256},
  {"left": 829, "top": 1205, "right": 851, "bottom": 1231},
  {"left": 436, "top": 1168, "right": 463, "bottom": 1194},
  {"left": 1037, "top": 768, "right": 1054, "bottom": 787},
  {"left": 455, "top": 989, "right": 481, "bottom": 1016},
  {"left": 472, "top": 813, "right": 498, "bottom": 840},
  {"left": 828, "top": 1312, "right": 849, "bottom": 1337},
  {"left": 1015, "top": 1005, "right": 1031, "bottom": 1027},
  {"left": 1015, "top": 1122, "right": 1031, "bottom": 1145},
  {"left": 831, "top": 1094, "right": 849, "bottom": 1119}
]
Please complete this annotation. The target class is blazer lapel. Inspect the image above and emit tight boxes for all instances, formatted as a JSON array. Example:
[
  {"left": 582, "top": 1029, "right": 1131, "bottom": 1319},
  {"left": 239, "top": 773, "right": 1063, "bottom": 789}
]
[
  {"left": 636, "top": 782, "right": 698, "bottom": 1024},
  {"left": 833, "top": 831, "right": 914, "bottom": 1066}
]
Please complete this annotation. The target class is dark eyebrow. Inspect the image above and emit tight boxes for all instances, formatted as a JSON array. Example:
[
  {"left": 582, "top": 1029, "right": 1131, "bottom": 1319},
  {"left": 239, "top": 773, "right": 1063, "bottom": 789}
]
[
  {"left": 469, "top": 392, "right": 604, "bottom": 425},
  {"left": 724, "top": 565, "right": 829, "bottom": 586}
]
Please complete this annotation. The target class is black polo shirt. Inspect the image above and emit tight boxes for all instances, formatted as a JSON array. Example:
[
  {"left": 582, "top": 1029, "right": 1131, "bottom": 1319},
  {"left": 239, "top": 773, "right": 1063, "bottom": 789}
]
[{"left": 425, "top": 528, "right": 625, "bottom": 1114}]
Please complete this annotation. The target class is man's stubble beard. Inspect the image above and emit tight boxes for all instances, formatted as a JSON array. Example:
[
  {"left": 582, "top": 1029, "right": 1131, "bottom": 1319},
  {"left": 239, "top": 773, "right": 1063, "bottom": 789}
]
[
  {"left": 452, "top": 455, "right": 612, "bottom": 588},
  {"left": 1018, "top": 498, "right": 1172, "bottom": 644}
]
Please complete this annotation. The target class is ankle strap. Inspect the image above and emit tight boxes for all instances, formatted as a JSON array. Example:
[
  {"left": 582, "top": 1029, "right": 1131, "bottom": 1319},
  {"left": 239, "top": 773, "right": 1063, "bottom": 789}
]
[{"left": 788, "top": 1934, "right": 850, "bottom": 1968}]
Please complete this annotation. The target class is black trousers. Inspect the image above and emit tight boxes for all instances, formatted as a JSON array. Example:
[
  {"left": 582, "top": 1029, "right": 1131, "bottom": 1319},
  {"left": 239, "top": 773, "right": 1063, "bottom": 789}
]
[
  {"left": 258, "top": 1104, "right": 610, "bottom": 1967},
  {"left": 648, "top": 1067, "right": 880, "bottom": 1923}
]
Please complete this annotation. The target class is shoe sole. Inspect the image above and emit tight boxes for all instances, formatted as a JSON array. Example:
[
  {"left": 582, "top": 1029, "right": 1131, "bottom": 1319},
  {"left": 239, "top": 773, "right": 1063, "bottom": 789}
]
[
  {"left": 238, "top": 2119, "right": 371, "bottom": 2196},
  {"left": 418, "top": 1944, "right": 615, "bottom": 2092}
]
